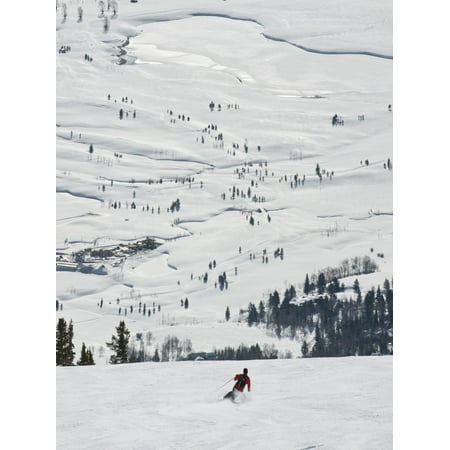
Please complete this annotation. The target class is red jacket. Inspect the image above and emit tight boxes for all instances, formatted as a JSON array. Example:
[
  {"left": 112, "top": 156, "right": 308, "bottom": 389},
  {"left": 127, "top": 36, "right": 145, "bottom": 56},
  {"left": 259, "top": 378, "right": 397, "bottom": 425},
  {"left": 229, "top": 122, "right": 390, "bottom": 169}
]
[{"left": 233, "top": 373, "right": 251, "bottom": 392}]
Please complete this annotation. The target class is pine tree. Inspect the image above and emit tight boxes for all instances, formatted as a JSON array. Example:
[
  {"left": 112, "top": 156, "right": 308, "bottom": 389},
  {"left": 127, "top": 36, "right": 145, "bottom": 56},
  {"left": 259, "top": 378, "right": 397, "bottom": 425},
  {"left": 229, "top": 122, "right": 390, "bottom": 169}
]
[
  {"left": 77, "top": 342, "right": 88, "bottom": 365},
  {"left": 67, "top": 320, "right": 75, "bottom": 362},
  {"left": 303, "top": 274, "right": 311, "bottom": 295},
  {"left": 317, "top": 273, "right": 326, "bottom": 294},
  {"left": 268, "top": 290, "right": 280, "bottom": 308},
  {"left": 247, "top": 303, "right": 258, "bottom": 326},
  {"left": 87, "top": 348, "right": 95, "bottom": 365},
  {"left": 301, "top": 340, "right": 309, "bottom": 357},
  {"left": 77, "top": 342, "right": 94, "bottom": 365},
  {"left": 56, "top": 318, "right": 66, "bottom": 365},
  {"left": 56, "top": 318, "right": 75, "bottom": 366},
  {"left": 106, "top": 320, "right": 130, "bottom": 364},
  {"left": 311, "top": 324, "right": 325, "bottom": 357},
  {"left": 258, "top": 301, "right": 266, "bottom": 323},
  {"left": 225, "top": 306, "right": 230, "bottom": 321},
  {"left": 353, "top": 278, "right": 360, "bottom": 294}
]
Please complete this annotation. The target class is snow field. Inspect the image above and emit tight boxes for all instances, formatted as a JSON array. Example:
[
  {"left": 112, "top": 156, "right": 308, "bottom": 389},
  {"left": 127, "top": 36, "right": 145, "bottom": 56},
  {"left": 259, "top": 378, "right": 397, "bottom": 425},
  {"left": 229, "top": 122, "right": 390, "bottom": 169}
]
[
  {"left": 57, "top": 356, "right": 392, "bottom": 450},
  {"left": 56, "top": 2, "right": 392, "bottom": 447},
  {"left": 56, "top": 0, "right": 392, "bottom": 359}
]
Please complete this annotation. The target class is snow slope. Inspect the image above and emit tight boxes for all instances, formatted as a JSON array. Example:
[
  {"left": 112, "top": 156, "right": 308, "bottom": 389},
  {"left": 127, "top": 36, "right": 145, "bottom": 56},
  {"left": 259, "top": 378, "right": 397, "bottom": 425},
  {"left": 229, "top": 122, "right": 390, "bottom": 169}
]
[
  {"left": 56, "top": 1, "right": 393, "bottom": 446},
  {"left": 56, "top": 0, "right": 392, "bottom": 361},
  {"left": 57, "top": 356, "right": 392, "bottom": 450}
]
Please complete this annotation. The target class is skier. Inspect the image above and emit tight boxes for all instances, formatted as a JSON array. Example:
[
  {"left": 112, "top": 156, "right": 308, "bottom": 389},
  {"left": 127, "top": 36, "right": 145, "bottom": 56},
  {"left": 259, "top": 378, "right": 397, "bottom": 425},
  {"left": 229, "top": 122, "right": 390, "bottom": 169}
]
[{"left": 223, "top": 368, "right": 251, "bottom": 402}]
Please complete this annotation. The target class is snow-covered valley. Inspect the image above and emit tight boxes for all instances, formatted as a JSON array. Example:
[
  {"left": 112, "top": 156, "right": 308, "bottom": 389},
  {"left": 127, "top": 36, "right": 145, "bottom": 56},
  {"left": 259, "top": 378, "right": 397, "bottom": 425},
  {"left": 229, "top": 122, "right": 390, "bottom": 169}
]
[{"left": 55, "top": 0, "right": 393, "bottom": 447}]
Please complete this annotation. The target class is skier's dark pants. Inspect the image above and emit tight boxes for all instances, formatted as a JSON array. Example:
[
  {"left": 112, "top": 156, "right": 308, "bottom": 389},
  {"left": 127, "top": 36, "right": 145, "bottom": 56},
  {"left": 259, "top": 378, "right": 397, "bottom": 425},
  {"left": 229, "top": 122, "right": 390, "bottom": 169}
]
[{"left": 224, "top": 388, "right": 239, "bottom": 401}]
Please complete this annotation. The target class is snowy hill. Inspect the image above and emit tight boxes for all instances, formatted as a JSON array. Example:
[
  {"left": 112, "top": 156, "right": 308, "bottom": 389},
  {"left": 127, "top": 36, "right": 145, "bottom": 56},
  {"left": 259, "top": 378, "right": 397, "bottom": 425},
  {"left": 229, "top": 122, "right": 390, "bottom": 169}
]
[
  {"left": 56, "top": 0, "right": 392, "bottom": 446},
  {"left": 56, "top": 0, "right": 392, "bottom": 362},
  {"left": 57, "top": 356, "right": 392, "bottom": 450}
]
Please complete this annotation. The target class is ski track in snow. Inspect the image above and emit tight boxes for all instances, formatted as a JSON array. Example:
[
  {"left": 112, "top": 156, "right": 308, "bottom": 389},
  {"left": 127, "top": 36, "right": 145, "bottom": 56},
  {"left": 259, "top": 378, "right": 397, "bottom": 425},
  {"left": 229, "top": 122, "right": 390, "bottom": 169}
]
[{"left": 57, "top": 212, "right": 100, "bottom": 222}]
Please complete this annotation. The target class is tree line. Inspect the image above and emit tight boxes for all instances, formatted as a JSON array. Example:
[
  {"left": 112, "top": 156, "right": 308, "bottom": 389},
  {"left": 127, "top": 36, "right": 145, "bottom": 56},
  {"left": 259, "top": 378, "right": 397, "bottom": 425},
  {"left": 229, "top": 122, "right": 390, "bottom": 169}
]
[
  {"left": 244, "top": 278, "right": 393, "bottom": 357},
  {"left": 214, "top": 343, "right": 279, "bottom": 360}
]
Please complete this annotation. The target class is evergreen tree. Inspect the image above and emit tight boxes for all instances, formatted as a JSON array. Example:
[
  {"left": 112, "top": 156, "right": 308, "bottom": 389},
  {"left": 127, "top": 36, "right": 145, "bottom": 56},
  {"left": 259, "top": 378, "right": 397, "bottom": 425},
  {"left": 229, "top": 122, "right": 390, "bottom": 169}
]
[
  {"left": 77, "top": 342, "right": 88, "bottom": 365},
  {"left": 258, "top": 301, "right": 266, "bottom": 323},
  {"left": 268, "top": 290, "right": 280, "bottom": 309},
  {"left": 303, "top": 274, "right": 311, "bottom": 295},
  {"left": 353, "top": 278, "right": 360, "bottom": 294},
  {"left": 247, "top": 303, "right": 258, "bottom": 326},
  {"left": 77, "top": 342, "right": 95, "bottom": 365},
  {"left": 106, "top": 320, "right": 130, "bottom": 364},
  {"left": 317, "top": 273, "right": 326, "bottom": 294},
  {"left": 152, "top": 349, "right": 160, "bottom": 362},
  {"left": 311, "top": 324, "right": 325, "bottom": 357},
  {"left": 56, "top": 318, "right": 66, "bottom": 365},
  {"left": 56, "top": 318, "right": 75, "bottom": 366},
  {"left": 301, "top": 340, "right": 309, "bottom": 357},
  {"left": 225, "top": 306, "right": 230, "bottom": 322},
  {"left": 87, "top": 347, "right": 95, "bottom": 365}
]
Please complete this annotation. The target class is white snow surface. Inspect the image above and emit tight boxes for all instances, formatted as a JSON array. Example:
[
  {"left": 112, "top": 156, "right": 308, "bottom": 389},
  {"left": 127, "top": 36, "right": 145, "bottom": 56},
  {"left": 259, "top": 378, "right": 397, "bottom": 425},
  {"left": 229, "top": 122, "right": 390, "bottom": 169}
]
[
  {"left": 56, "top": 0, "right": 392, "bottom": 447},
  {"left": 57, "top": 356, "right": 392, "bottom": 450}
]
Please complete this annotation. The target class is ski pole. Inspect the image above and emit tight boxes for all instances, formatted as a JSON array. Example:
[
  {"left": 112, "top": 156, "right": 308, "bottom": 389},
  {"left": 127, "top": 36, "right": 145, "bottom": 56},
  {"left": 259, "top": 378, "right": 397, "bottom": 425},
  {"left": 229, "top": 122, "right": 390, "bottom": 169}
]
[{"left": 216, "top": 377, "right": 234, "bottom": 391}]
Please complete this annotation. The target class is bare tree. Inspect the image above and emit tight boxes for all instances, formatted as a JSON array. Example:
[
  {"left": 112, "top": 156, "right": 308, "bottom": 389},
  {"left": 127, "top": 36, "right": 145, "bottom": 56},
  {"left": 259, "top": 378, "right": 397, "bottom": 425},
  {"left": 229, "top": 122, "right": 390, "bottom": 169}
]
[
  {"left": 111, "top": 0, "right": 118, "bottom": 16},
  {"left": 98, "top": 1, "right": 105, "bottom": 16},
  {"left": 77, "top": 6, "right": 83, "bottom": 22}
]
